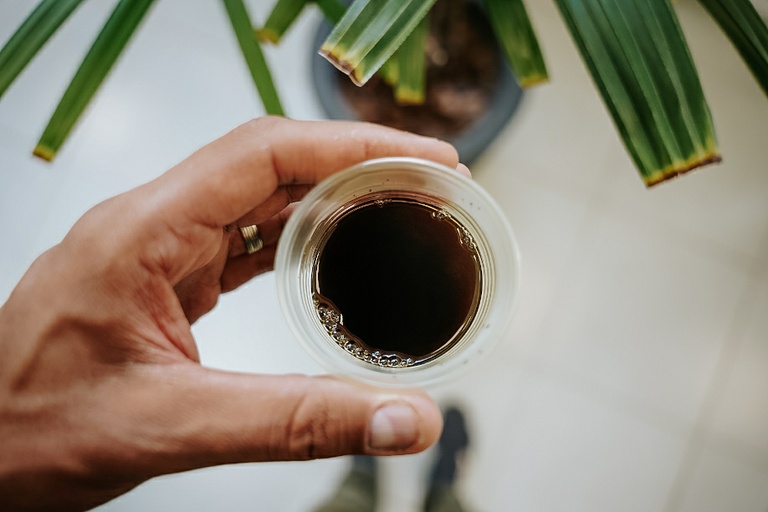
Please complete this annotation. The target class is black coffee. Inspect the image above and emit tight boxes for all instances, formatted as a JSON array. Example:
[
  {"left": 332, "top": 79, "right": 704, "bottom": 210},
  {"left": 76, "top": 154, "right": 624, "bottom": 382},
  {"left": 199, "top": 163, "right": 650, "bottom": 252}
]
[{"left": 313, "top": 197, "right": 481, "bottom": 367}]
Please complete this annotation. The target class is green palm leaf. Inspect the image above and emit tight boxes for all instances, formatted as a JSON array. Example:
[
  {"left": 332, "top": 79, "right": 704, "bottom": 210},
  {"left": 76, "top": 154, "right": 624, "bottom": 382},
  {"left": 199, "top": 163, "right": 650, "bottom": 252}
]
[
  {"left": 320, "top": 0, "right": 438, "bottom": 86},
  {"left": 393, "top": 16, "right": 428, "bottom": 104},
  {"left": 34, "top": 0, "right": 156, "bottom": 161},
  {"left": 555, "top": 0, "right": 721, "bottom": 186},
  {"left": 258, "top": 0, "right": 310, "bottom": 44},
  {"left": 483, "top": 0, "right": 548, "bottom": 88},
  {"left": 315, "top": 0, "right": 347, "bottom": 24},
  {"left": 697, "top": 0, "right": 768, "bottom": 97},
  {"left": 222, "top": 0, "right": 284, "bottom": 117},
  {"left": 0, "top": 0, "right": 86, "bottom": 100}
]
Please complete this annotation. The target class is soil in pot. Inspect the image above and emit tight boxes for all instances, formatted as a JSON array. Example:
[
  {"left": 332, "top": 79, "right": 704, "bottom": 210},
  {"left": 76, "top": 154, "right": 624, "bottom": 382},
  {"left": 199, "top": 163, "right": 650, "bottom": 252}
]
[{"left": 336, "top": 0, "right": 504, "bottom": 141}]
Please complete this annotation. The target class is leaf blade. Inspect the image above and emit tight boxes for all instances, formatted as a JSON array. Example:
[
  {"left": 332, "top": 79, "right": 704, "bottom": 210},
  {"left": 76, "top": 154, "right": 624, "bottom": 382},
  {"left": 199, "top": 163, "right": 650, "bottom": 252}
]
[
  {"left": 320, "top": 0, "right": 438, "bottom": 86},
  {"left": 482, "top": 0, "right": 549, "bottom": 88},
  {"left": 697, "top": 0, "right": 768, "bottom": 97},
  {"left": 554, "top": 0, "right": 720, "bottom": 186},
  {"left": 222, "top": 0, "right": 285, "bottom": 117},
  {"left": 34, "top": 0, "right": 156, "bottom": 161},
  {"left": 394, "top": 15, "right": 428, "bottom": 104},
  {"left": 0, "top": 0, "right": 87, "bottom": 99},
  {"left": 258, "top": 0, "right": 309, "bottom": 44},
  {"left": 314, "top": 0, "right": 347, "bottom": 24}
]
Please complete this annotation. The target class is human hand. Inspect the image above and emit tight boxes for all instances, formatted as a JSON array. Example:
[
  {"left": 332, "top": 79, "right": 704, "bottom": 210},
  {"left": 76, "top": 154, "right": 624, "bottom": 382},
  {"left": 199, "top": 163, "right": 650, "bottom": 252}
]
[{"left": 0, "top": 117, "right": 464, "bottom": 511}]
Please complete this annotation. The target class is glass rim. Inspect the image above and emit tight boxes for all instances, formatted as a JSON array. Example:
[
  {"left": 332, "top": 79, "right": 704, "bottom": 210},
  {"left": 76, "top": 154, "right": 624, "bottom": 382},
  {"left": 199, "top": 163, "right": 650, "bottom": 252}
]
[{"left": 275, "top": 157, "right": 520, "bottom": 387}]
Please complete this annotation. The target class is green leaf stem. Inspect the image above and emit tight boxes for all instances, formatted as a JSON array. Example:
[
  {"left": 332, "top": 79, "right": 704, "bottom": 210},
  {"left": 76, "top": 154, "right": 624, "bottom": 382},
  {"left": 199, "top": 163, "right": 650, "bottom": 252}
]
[
  {"left": 697, "top": 0, "right": 768, "bottom": 97},
  {"left": 0, "top": 0, "right": 86, "bottom": 100},
  {"left": 34, "top": 0, "right": 156, "bottom": 161},
  {"left": 483, "top": 0, "right": 548, "bottom": 88},
  {"left": 222, "top": 0, "right": 285, "bottom": 117},
  {"left": 258, "top": 0, "right": 310, "bottom": 44},
  {"left": 393, "top": 16, "right": 428, "bottom": 104}
]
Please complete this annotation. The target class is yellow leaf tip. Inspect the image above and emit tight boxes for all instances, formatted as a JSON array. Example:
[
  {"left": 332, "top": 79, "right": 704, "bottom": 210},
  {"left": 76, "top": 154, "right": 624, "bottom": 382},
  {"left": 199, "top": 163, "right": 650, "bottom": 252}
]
[
  {"left": 519, "top": 75, "right": 549, "bottom": 88},
  {"left": 394, "top": 90, "right": 426, "bottom": 105},
  {"left": 644, "top": 153, "right": 722, "bottom": 188},
  {"left": 256, "top": 28, "right": 279, "bottom": 44},
  {"left": 33, "top": 145, "right": 55, "bottom": 162}
]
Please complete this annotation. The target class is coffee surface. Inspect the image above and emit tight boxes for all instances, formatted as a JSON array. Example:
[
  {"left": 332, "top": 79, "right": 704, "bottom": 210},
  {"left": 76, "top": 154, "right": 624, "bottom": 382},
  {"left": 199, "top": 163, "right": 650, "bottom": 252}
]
[{"left": 315, "top": 199, "right": 480, "bottom": 359}]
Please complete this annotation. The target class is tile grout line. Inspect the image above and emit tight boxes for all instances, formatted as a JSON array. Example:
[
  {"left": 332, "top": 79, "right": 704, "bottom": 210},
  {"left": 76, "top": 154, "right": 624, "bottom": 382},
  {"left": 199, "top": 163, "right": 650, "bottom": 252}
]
[{"left": 661, "top": 225, "right": 768, "bottom": 512}]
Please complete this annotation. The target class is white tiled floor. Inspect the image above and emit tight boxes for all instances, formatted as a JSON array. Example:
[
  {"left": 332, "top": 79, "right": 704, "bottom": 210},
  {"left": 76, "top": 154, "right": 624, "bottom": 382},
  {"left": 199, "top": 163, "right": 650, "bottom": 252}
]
[{"left": 1, "top": 1, "right": 767, "bottom": 511}]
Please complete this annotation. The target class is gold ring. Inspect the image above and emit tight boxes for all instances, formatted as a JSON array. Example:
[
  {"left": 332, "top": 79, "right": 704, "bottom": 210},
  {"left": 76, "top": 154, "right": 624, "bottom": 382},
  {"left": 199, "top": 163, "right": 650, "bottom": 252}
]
[{"left": 239, "top": 224, "right": 264, "bottom": 254}]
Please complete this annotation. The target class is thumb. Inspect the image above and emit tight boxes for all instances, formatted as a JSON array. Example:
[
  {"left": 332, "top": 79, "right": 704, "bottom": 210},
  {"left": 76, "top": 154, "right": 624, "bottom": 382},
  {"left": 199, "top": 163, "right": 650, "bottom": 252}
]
[{"left": 131, "top": 364, "right": 443, "bottom": 475}]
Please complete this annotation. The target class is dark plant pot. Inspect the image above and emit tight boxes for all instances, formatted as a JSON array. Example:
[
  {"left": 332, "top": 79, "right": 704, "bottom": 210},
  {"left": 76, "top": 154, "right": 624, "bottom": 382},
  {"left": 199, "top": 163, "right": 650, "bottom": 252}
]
[{"left": 310, "top": 8, "right": 523, "bottom": 165}]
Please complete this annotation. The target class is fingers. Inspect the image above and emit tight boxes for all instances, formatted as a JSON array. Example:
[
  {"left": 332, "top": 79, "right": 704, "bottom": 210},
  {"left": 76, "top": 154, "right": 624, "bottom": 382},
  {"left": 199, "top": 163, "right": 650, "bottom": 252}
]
[
  {"left": 173, "top": 239, "right": 230, "bottom": 326},
  {"left": 220, "top": 202, "right": 294, "bottom": 291},
  {"left": 155, "top": 117, "right": 460, "bottom": 230},
  {"left": 131, "top": 365, "right": 443, "bottom": 476},
  {"left": 220, "top": 245, "right": 277, "bottom": 292},
  {"left": 235, "top": 185, "right": 311, "bottom": 227},
  {"left": 228, "top": 203, "right": 295, "bottom": 259},
  {"left": 124, "top": 118, "right": 460, "bottom": 284}
]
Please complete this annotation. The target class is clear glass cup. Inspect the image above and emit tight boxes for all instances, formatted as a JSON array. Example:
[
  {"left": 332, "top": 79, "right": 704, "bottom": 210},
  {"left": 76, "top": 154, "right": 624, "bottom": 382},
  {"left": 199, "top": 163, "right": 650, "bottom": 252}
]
[{"left": 275, "top": 157, "right": 520, "bottom": 387}]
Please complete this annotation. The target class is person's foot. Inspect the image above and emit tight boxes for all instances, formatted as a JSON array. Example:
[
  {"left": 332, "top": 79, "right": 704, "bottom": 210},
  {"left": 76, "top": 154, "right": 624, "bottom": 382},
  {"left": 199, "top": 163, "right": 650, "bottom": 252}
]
[
  {"left": 314, "top": 456, "right": 378, "bottom": 512},
  {"left": 429, "top": 406, "right": 470, "bottom": 486},
  {"left": 351, "top": 454, "right": 377, "bottom": 476}
]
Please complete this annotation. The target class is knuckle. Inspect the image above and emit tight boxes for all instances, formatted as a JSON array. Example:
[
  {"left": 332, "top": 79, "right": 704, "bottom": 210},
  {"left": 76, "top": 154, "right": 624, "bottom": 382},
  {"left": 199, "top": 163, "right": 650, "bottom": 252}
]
[
  {"left": 243, "top": 115, "right": 286, "bottom": 133},
  {"left": 356, "top": 131, "right": 379, "bottom": 162},
  {"left": 284, "top": 395, "right": 336, "bottom": 460}
]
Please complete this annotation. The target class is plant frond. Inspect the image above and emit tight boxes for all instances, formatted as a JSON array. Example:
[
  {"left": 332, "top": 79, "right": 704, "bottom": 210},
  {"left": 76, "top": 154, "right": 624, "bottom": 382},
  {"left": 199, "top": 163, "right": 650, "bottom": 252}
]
[
  {"left": 697, "top": 0, "right": 768, "bottom": 97},
  {"left": 483, "top": 0, "right": 549, "bottom": 88},
  {"left": 320, "top": 0, "right": 438, "bottom": 86},
  {"left": 555, "top": 0, "right": 720, "bottom": 186},
  {"left": 0, "top": 0, "right": 87, "bottom": 100},
  {"left": 223, "top": 0, "right": 285, "bottom": 117},
  {"left": 34, "top": 0, "right": 156, "bottom": 161}
]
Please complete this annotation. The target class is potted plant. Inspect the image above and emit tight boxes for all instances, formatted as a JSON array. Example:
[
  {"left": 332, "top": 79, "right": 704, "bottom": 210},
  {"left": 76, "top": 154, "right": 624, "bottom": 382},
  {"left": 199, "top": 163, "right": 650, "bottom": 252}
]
[
  {"left": 0, "top": 0, "right": 766, "bottom": 187},
  {"left": 308, "top": 0, "right": 526, "bottom": 165}
]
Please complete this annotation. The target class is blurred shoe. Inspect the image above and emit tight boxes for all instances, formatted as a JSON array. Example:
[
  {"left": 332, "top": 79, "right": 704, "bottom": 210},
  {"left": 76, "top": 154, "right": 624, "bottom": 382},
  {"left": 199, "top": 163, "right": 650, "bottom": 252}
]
[
  {"left": 313, "top": 456, "right": 378, "bottom": 512},
  {"left": 429, "top": 406, "right": 470, "bottom": 487}
]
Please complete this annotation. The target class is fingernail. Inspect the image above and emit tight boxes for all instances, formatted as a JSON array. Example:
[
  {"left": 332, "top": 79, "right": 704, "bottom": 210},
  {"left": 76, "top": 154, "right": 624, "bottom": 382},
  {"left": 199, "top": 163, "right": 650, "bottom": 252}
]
[{"left": 368, "top": 402, "right": 419, "bottom": 451}]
